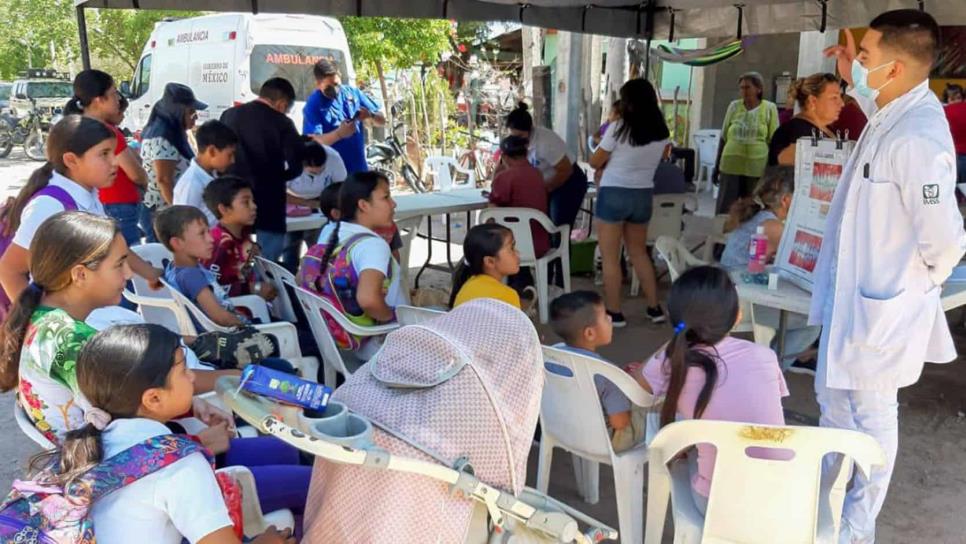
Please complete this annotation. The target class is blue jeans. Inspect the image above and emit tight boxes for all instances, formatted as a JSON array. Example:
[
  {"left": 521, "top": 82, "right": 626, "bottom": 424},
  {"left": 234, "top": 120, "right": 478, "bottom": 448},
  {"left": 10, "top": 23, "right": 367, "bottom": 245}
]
[
  {"left": 256, "top": 229, "right": 287, "bottom": 265},
  {"left": 957, "top": 154, "right": 966, "bottom": 185},
  {"left": 140, "top": 205, "right": 158, "bottom": 244},
  {"left": 105, "top": 203, "right": 143, "bottom": 247}
]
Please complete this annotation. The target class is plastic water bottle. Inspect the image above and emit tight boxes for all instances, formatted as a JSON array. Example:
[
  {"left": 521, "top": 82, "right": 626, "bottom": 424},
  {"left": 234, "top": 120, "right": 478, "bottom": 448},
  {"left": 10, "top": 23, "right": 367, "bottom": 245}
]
[{"left": 747, "top": 226, "right": 768, "bottom": 274}]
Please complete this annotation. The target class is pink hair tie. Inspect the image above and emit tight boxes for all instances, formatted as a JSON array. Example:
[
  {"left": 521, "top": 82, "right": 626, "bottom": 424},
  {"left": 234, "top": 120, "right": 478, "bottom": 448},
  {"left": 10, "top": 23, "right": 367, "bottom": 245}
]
[{"left": 84, "top": 407, "right": 112, "bottom": 431}]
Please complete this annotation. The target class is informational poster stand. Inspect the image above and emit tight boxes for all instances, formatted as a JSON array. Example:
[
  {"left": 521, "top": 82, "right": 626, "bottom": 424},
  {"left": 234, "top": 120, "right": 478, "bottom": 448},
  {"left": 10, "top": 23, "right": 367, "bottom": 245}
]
[{"left": 774, "top": 135, "right": 855, "bottom": 291}]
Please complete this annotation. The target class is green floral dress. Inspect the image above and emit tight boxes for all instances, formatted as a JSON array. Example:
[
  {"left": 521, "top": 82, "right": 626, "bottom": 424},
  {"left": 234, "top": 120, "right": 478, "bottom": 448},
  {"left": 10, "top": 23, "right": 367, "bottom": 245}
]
[{"left": 17, "top": 306, "right": 98, "bottom": 444}]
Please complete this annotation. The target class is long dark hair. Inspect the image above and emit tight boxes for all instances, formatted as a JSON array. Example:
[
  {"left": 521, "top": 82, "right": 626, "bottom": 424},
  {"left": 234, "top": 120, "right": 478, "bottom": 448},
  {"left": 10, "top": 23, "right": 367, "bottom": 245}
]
[
  {"left": 141, "top": 83, "right": 195, "bottom": 159},
  {"left": 29, "top": 324, "right": 182, "bottom": 486},
  {"left": 0, "top": 116, "right": 114, "bottom": 236},
  {"left": 448, "top": 223, "right": 513, "bottom": 308},
  {"left": 63, "top": 69, "right": 114, "bottom": 116},
  {"left": 505, "top": 102, "right": 534, "bottom": 133},
  {"left": 660, "top": 266, "right": 739, "bottom": 427},
  {"left": 314, "top": 172, "right": 388, "bottom": 280},
  {"left": 0, "top": 212, "right": 120, "bottom": 391},
  {"left": 727, "top": 166, "right": 795, "bottom": 230},
  {"left": 614, "top": 79, "right": 670, "bottom": 146}
]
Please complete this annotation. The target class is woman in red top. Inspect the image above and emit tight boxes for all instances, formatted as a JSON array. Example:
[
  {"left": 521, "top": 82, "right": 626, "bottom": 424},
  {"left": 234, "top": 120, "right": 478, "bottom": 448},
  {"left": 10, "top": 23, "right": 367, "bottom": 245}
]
[
  {"left": 65, "top": 70, "right": 148, "bottom": 246},
  {"left": 943, "top": 84, "right": 966, "bottom": 184}
]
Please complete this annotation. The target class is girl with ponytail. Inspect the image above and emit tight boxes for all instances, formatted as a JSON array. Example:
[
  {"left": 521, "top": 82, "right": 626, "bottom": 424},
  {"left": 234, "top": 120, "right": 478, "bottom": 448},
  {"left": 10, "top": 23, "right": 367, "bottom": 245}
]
[
  {"left": 449, "top": 223, "right": 520, "bottom": 309},
  {"left": 721, "top": 165, "right": 795, "bottom": 267},
  {"left": 626, "top": 266, "right": 787, "bottom": 515},
  {"left": 0, "top": 115, "right": 162, "bottom": 310},
  {"left": 31, "top": 324, "right": 293, "bottom": 544},
  {"left": 296, "top": 172, "right": 401, "bottom": 357},
  {"left": 67, "top": 69, "right": 149, "bottom": 246}
]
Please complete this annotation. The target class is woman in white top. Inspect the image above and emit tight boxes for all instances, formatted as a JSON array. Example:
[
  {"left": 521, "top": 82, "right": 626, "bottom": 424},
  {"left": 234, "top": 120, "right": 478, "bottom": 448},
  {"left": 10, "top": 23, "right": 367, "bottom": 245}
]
[
  {"left": 589, "top": 79, "right": 670, "bottom": 327},
  {"left": 503, "top": 103, "right": 588, "bottom": 285}
]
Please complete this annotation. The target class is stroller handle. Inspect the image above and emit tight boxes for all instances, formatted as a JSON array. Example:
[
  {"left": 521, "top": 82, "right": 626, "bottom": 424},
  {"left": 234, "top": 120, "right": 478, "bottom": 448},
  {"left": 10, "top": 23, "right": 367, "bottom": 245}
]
[{"left": 215, "top": 376, "right": 618, "bottom": 543}]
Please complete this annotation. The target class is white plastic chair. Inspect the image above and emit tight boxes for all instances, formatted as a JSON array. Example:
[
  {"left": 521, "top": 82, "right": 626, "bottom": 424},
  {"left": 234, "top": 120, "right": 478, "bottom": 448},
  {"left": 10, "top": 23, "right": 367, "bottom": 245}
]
[
  {"left": 128, "top": 244, "right": 272, "bottom": 332},
  {"left": 286, "top": 280, "right": 398, "bottom": 389},
  {"left": 162, "top": 280, "right": 319, "bottom": 381},
  {"left": 478, "top": 208, "right": 571, "bottom": 324},
  {"left": 215, "top": 465, "right": 296, "bottom": 537},
  {"left": 423, "top": 156, "right": 475, "bottom": 191},
  {"left": 15, "top": 401, "right": 55, "bottom": 450},
  {"left": 644, "top": 420, "right": 887, "bottom": 544},
  {"left": 395, "top": 304, "right": 445, "bottom": 326},
  {"left": 537, "top": 346, "right": 660, "bottom": 544},
  {"left": 628, "top": 195, "right": 697, "bottom": 297},
  {"left": 692, "top": 129, "right": 721, "bottom": 193},
  {"left": 254, "top": 257, "right": 299, "bottom": 323},
  {"left": 702, "top": 214, "right": 731, "bottom": 263}
]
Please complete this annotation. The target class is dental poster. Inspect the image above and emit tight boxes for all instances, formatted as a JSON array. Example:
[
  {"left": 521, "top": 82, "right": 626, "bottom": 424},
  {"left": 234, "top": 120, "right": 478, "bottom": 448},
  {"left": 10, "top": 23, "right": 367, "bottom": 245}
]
[{"left": 775, "top": 137, "right": 854, "bottom": 291}]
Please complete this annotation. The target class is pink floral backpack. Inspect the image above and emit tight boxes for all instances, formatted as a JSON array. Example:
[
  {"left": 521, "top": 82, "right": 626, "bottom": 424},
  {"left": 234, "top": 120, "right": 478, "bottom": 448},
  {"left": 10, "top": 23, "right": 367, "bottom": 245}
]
[
  {"left": 296, "top": 232, "right": 394, "bottom": 351},
  {"left": 0, "top": 435, "right": 213, "bottom": 543}
]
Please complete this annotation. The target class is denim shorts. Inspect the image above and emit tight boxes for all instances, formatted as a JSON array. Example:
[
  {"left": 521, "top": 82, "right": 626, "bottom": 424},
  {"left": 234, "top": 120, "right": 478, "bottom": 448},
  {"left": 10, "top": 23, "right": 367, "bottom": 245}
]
[{"left": 595, "top": 187, "right": 654, "bottom": 224}]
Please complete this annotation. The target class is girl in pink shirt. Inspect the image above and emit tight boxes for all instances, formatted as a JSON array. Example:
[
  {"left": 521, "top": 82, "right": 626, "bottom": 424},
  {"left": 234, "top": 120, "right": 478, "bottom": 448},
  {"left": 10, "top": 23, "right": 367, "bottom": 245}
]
[{"left": 627, "top": 266, "right": 788, "bottom": 514}]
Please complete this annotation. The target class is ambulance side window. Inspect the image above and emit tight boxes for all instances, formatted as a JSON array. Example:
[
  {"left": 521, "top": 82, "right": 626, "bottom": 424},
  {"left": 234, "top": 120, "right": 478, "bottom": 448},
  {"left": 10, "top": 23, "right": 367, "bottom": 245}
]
[{"left": 132, "top": 54, "right": 152, "bottom": 99}]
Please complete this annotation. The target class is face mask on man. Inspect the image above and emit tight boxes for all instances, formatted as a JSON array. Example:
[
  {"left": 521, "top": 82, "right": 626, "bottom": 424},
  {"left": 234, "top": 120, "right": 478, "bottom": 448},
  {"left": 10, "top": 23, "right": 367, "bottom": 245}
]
[
  {"left": 323, "top": 84, "right": 340, "bottom": 100},
  {"left": 851, "top": 58, "right": 895, "bottom": 101}
]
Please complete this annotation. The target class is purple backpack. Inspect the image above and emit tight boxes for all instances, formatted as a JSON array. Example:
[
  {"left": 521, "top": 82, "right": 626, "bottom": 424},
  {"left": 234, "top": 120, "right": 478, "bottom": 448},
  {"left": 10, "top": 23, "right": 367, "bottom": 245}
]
[
  {"left": 0, "top": 434, "right": 207, "bottom": 544},
  {"left": 0, "top": 185, "right": 77, "bottom": 318}
]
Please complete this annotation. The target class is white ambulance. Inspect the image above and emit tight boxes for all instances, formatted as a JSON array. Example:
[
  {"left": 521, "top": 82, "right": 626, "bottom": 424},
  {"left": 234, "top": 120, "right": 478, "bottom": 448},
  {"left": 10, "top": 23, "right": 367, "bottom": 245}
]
[{"left": 121, "top": 13, "right": 354, "bottom": 134}]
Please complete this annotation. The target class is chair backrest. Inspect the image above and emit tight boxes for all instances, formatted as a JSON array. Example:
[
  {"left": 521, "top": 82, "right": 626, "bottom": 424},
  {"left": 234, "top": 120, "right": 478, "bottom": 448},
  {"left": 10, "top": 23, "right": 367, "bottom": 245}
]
[
  {"left": 649, "top": 420, "right": 887, "bottom": 543},
  {"left": 255, "top": 257, "right": 298, "bottom": 323},
  {"left": 477, "top": 207, "right": 554, "bottom": 264},
  {"left": 653, "top": 236, "right": 708, "bottom": 281},
  {"left": 647, "top": 194, "right": 695, "bottom": 244},
  {"left": 423, "top": 156, "right": 460, "bottom": 191},
  {"left": 286, "top": 280, "right": 356, "bottom": 379},
  {"left": 130, "top": 244, "right": 191, "bottom": 334},
  {"left": 702, "top": 214, "right": 731, "bottom": 262},
  {"left": 541, "top": 346, "right": 656, "bottom": 461},
  {"left": 692, "top": 129, "right": 721, "bottom": 167},
  {"left": 15, "top": 401, "right": 55, "bottom": 450},
  {"left": 395, "top": 305, "right": 445, "bottom": 326},
  {"left": 163, "top": 280, "right": 212, "bottom": 336}
]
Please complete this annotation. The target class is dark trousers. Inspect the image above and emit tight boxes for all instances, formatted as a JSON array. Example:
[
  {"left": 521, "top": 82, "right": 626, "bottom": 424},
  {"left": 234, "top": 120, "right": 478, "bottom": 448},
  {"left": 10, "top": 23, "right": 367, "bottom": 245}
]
[
  {"left": 715, "top": 173, "right": 759, "bottom": 215},
  {"left": 548, "top": 165, "right": 588, "bottom": 286}
]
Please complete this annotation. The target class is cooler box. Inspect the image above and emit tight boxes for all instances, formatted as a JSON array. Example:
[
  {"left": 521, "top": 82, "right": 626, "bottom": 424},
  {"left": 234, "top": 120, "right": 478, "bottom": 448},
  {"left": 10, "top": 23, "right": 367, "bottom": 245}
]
[{"left": 570, "top": 238, "right": 597, "bottom": 276}]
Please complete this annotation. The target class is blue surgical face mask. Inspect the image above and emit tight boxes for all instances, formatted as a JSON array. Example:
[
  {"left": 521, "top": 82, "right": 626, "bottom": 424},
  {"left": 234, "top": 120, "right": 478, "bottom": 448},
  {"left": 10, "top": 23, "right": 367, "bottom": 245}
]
[{"left": 851, "top": 58, "right": 895, "bottom": 100}]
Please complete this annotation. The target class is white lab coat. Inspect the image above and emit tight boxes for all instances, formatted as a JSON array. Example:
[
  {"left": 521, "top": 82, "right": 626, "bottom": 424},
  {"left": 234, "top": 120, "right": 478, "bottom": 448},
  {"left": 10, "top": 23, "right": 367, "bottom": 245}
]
[{"left": 809, "top": 80, "right": 966, "bottom": 391}]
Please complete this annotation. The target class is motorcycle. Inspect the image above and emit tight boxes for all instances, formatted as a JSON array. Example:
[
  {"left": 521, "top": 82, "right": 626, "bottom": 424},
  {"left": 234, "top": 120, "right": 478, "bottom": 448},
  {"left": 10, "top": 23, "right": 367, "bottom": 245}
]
[
  {"left": 366, "top": 120, "right": 429, "bottom": 193},
  {"left": 0, "top": 99, "right": 62, "bottom": 161}
]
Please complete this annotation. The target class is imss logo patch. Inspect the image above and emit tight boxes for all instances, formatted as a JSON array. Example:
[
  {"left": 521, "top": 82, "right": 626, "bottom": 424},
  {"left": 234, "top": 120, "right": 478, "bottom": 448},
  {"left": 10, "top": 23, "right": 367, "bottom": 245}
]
[{"left": 923, "top": 184, "right": 940, "bottom": 205}]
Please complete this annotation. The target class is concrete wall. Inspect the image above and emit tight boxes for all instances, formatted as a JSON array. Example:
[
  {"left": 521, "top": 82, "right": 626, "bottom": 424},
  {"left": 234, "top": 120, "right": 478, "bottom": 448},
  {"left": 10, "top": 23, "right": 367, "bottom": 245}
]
[{"left": 698, "top": 33, "right": 802, "bottom": 129}]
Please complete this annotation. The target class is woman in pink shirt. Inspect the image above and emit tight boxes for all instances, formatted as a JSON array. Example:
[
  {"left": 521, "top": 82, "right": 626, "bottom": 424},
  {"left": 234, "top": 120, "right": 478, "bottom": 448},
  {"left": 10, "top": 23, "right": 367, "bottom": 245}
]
[{"left": 627, "top": 266, "right": 787, "bottom": 514}]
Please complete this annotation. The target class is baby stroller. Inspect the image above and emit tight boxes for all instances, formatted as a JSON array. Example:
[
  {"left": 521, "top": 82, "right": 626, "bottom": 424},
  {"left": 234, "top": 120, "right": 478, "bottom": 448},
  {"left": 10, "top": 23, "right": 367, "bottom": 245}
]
[{"left": 218, "top": 299, "right": 617, "bottom": 543}]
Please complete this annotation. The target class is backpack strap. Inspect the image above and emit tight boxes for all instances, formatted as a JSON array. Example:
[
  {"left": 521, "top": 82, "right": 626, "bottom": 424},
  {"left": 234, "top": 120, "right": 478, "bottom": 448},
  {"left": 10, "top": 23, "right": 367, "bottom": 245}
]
[
  {"left": 68, "top": 434, "right": 209, "bottom": 503},
  {"left": 32, "top": 185, "right": 78, "bottom": 211}
]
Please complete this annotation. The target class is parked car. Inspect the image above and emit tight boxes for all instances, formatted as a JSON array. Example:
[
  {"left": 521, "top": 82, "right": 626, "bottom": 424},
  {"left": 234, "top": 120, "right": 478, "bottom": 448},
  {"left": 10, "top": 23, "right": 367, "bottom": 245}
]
[
  {"left": 9, "top": 69, "right": 72, "bottom": 119},
  {"left": 0, "top": 82, "right": 11, "bottom": 113}
]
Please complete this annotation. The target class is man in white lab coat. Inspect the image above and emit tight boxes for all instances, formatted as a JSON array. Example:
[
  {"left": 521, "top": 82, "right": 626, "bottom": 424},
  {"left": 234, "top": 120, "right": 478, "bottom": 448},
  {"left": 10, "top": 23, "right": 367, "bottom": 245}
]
[{"left": 816, "top": 10, "right": 966, "bottom": 543}]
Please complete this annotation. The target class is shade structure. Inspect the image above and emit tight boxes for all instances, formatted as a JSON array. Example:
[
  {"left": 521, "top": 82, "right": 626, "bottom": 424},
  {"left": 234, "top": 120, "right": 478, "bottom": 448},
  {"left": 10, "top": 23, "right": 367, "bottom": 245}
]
[{"left": 73, "top": 0, "right": 966, "bottom": 40}]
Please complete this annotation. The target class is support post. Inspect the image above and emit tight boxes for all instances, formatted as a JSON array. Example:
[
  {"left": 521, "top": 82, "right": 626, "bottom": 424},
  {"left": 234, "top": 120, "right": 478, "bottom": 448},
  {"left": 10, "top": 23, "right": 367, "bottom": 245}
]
[{"left": 76, "top": 5, "right": 91, "bottom": 70}]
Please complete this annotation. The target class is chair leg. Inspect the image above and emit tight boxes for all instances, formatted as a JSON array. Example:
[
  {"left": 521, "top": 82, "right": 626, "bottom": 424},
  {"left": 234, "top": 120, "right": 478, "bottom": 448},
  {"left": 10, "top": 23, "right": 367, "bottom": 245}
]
[
  {"left": 536, "top": 438, "right": 554, "bottom": 494},
  {"left": 536, "top": 263, "right": 550, "bottom": 324},
  {"left": 560, "top": 249, "right": 572, "bottom": 293},
  {"left": 644, "top": 463, "right": 671, "bottom": 544},
  {"left": 614, "top": 455, "right": 645, "bottom": 544},
  {"left": 323, "top": 365, "right": 337, "bottom": 390},
  {"left": 577, "top": 456, "right": 600, "bottom": 505}
]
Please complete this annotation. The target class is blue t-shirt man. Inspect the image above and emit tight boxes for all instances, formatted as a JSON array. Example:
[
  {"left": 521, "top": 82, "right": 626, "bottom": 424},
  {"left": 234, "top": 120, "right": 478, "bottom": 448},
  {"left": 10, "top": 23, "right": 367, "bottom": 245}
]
[{"left": 302, "top": 60, "right": 383, "bottom": 174}]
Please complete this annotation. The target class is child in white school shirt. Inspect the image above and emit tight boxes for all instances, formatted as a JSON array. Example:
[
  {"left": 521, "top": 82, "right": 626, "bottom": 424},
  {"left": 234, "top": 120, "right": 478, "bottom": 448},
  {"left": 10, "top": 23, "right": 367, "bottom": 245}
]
[
  {"left": 174, "top": 120, "right": 237, "bottom": 227},
  {"left": 68, "top": 324, "right": 294, "bottom": 544}
]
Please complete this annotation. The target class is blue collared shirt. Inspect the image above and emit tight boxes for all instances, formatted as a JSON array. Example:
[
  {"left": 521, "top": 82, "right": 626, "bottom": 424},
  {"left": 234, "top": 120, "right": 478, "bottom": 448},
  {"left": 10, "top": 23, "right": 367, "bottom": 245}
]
[{"left": 302, "top": 86, "right": 381, "bottom": 174}]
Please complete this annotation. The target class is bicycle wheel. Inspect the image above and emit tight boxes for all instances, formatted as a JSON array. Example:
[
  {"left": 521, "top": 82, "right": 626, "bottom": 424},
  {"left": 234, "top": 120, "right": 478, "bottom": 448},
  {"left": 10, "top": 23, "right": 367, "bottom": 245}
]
[
  {"left": 24, "top": 130, "right": 46, "bottom": 161},
  {"left": 402, "top": 163, "right": 430, "bottom": 193}
]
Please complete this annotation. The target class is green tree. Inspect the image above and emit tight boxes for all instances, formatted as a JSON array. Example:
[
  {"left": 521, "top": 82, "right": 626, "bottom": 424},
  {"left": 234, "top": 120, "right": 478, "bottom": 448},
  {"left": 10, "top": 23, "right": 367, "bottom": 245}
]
[{"left": 339, "top": 16, "right": 452, "bottom": 123}]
